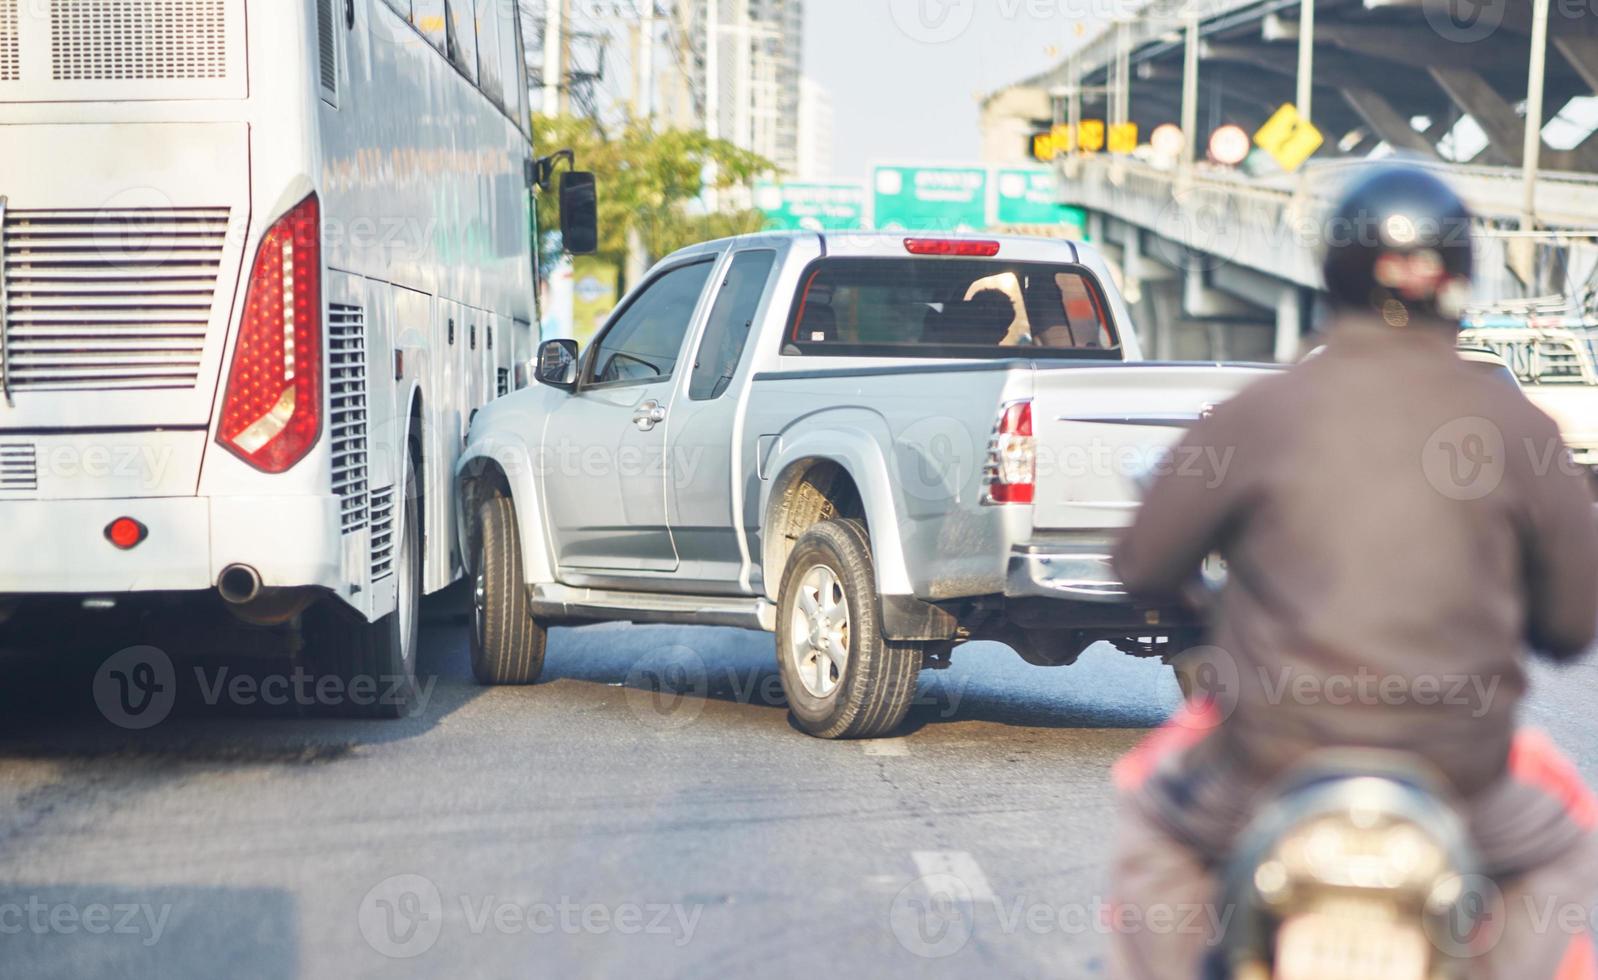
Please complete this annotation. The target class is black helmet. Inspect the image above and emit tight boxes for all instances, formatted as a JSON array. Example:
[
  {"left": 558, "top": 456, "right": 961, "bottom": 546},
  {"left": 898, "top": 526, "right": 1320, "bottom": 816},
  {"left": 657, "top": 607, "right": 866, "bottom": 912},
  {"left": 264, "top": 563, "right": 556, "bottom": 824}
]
[{"left": 1322, "top": 165, "right": 1474, "bottom": 327}]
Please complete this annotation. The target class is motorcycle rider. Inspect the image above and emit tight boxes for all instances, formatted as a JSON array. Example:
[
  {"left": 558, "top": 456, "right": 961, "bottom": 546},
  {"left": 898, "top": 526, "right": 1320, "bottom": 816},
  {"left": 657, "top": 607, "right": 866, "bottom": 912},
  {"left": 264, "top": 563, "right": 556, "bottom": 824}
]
[{"left": 1109, "top": 164, "right": 1598, "bottom": 979}]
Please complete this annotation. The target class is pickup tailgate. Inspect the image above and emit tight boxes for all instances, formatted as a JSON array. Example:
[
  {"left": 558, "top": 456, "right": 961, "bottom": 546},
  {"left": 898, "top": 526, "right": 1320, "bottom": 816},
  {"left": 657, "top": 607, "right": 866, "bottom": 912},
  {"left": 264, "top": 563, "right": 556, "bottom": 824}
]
[{"left": 1030, "top": 364, "right": 1276, "bottom": 529}]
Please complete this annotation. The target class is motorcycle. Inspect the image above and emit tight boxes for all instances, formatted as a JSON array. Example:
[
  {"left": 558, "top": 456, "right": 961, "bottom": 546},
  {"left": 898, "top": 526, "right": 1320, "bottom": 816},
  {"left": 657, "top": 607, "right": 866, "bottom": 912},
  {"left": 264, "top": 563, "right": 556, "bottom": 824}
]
[{"left": 1213, "top": 750, "right": 1494, "bottom": 980}]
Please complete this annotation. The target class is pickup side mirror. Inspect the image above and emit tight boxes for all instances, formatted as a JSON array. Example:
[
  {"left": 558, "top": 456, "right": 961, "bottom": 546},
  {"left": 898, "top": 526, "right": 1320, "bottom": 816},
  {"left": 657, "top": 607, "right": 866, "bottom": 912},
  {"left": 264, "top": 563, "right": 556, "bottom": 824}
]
[
  {"left": 559, "top": 172, "right": 599, "bottom": 255},
  {"left": 535, "top": 339, "right": 580, "bottom": 391}
]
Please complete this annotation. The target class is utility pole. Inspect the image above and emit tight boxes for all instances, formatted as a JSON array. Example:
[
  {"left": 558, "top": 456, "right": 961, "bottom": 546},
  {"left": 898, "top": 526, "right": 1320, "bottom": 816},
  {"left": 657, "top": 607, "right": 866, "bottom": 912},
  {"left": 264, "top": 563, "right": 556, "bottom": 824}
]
[
  {"left": 542, "top": 0, "right": 569, "bottom": 115},
  {"left": 733, "top": 0, "right": 751, "bottom": 155},
  {"left": 1296, "top": 0, "right": 1315, "bottom": 122},
  {"left": 705, "top": 0, "right": 720, "bottom": 140},
  {"left": 1113, "top": 19, "right": 1130, "bottom": 131},
  {"left": 1182, "top": 10, "right": 1199, "bottom": 170},
  {"left": 705, "top": 0, "right": 721, "bottom": 210},
  {"left": 1518, "top": 0, "right": 1552, "bottom": 288},
  {"left": 638, "top": 1, "right": 656, "bottom": 119}
]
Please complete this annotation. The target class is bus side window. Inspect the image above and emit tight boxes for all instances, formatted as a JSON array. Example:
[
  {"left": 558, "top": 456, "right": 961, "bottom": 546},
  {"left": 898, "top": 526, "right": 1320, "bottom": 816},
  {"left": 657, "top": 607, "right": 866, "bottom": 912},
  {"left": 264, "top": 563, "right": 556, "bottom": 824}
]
[
  {"left": 412, "top": 0, "right": 447, "bottom": 55},
  {"left": 381, "top": 0, "right": 411, "bottom": 18},
  {"left": 475, "top": 0, "right": 506, "bottom": 109},
  {"left": 489, "top": 0, "right": 525, "bottom": 117},
  {"left": 445, "top": 0, "right": 480, "bottom": 84},
  {"left": 511, "top": 4, "right": 531, "bottom": 136}
]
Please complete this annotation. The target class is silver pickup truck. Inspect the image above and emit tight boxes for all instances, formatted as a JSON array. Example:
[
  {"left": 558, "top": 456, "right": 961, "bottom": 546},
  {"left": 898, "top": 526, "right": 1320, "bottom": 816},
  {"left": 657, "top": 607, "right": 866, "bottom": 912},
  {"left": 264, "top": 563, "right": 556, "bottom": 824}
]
[{"left": 456, "top": 232, "right": 1272, "bottom": 738}]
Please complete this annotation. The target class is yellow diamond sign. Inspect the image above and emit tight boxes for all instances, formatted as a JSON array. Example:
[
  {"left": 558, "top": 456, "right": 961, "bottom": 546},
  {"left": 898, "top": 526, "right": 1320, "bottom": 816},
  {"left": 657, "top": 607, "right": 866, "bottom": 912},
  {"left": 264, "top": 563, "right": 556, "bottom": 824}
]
[{"left": 1254, "top": 104, "right": 1324, "bottom": 173}]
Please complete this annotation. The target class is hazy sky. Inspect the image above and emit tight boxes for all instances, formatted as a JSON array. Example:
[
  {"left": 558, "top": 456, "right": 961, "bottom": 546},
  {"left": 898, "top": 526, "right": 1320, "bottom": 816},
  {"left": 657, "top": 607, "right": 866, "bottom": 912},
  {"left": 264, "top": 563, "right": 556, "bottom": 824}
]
[{"left": 803, "top": 3, "right": 1104, "bottom": 177}]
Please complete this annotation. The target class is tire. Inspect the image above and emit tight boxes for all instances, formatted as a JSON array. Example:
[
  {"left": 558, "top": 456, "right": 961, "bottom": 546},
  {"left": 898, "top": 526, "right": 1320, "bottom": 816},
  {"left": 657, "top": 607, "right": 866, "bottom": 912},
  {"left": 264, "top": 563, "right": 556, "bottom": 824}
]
[
  {"left": 776, "top": 518, "right": 922, "bottom": 739},
  {"left": 1172, "top": 658, "right": 1198, "bottom": 701},
  {"left": 1166, "top": 632, "right": 1207, "bottom": 702},
  {"left": 469, "top": 495, "right": 547, "bottom": 685},
  {"left": 303, "top": 457, "right": 422, "bottom": 718}
]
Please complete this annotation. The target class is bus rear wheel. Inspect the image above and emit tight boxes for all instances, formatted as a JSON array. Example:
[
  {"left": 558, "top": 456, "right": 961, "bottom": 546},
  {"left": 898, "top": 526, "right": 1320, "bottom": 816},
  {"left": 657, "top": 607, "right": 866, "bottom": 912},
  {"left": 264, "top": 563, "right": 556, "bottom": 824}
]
[{"left": 304, "top": 458, "right": 422, "bottom": 718}]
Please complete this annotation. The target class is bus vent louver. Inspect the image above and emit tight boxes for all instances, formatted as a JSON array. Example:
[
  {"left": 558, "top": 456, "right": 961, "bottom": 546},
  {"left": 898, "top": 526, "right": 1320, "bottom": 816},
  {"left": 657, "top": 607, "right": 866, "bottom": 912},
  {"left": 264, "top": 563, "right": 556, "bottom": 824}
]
[
  {"left": 50, "top": 0, "right": 227, "bottom": 82},
  {"left": 369, "top": 487, "right": 396, "bottom": 581},
  {"left": 315, "top": 0, "right": 337, "bottom": 98},
  {"left": 0, "top": 206, "right": 227, "bottom": 391},
  {"left": 0, "top": 443, "right": 36, "bottom": 493},
  {"left": 0, "top": 0, "right": 18, "bottom": 83},
  {"left": 329, "top": 304, "right": 369, "bottom": 533}
]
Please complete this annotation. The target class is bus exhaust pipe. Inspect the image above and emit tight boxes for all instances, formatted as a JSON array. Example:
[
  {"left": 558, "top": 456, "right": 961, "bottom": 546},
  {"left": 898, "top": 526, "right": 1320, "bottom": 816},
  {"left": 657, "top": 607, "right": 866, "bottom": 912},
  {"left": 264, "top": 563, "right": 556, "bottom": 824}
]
[
  {"left": 217, "top": 565, "right": 317, "bottom": 626},
  {"left": 218, "top": 565, "right": 262, "bottom": 605}
]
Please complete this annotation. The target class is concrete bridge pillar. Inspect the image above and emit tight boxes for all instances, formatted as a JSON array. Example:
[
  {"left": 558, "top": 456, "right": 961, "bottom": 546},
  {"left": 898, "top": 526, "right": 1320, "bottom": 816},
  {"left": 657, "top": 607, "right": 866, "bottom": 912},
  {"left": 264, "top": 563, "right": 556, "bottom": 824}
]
[{"left": 1276, "top": 287, "right": 1312, "bottom": 363}]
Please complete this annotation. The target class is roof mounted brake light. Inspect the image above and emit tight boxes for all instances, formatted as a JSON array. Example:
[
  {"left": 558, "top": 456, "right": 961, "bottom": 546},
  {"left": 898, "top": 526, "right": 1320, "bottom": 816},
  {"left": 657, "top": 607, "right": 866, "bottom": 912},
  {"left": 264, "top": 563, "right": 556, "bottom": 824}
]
[{"left": 904, "top": 238, "right": 1001, "bottom": 257}]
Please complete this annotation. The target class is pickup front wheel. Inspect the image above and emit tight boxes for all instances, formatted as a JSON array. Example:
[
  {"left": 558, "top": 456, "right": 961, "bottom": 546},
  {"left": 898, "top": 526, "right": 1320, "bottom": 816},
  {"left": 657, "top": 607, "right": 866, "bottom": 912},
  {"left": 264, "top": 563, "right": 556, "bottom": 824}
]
[
  {"left": 470, "top": 496, "right": 548, "bottom": 685},
  {"left": 776, "top": 519, "right": 922, "bottom": 739}
]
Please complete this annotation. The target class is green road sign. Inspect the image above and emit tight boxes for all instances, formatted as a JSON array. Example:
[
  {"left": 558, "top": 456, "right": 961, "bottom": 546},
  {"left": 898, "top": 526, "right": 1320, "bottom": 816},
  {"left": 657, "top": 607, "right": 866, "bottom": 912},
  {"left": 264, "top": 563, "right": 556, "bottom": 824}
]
[
  {"left": 756, "top": 181, "right": 867, "bottom": 231},
  {"left": 872, "top": 165, "right": 988, "bottom": 232},
  {"left": 993, "top": 167, "right": 1086, "bottom": 232}
]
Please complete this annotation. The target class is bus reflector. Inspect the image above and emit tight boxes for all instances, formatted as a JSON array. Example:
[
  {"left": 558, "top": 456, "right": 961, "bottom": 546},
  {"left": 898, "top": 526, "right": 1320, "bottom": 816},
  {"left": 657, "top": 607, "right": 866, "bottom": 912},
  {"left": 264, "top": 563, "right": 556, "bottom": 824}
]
[
  {"left": 904, "top": 238, "right": 1001, "bottom": 257},
  {"left": 217, "top": 195, "right": 323, "bottom": 473},
  {"left": 105, "top": 517, "right": 147, "bottom": 550}
]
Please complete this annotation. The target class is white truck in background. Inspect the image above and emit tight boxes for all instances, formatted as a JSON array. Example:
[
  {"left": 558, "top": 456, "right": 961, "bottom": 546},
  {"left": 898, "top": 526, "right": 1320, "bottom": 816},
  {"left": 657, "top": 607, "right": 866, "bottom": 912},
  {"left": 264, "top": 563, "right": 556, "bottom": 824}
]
[{"left": 1460, "top": 308, "right": 1598, "bottom": 490}]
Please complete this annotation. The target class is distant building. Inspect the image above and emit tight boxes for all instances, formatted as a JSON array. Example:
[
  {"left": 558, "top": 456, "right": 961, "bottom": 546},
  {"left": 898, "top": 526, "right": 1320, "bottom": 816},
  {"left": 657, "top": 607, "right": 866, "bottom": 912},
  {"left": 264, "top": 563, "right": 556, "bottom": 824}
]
[
  {"left": 797, "top": 75, "right": 834, "bottom": 180},
  {"left": 662, "top": 0, "right": 804, "bottom": 176}
]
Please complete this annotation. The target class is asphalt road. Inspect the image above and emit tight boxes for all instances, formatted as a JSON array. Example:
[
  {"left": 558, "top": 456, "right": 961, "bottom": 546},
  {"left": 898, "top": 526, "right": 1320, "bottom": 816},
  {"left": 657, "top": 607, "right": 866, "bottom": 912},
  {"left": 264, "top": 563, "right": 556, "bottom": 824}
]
[{"left": 2, "top": 594, "right": 1597, "bottom": 979}]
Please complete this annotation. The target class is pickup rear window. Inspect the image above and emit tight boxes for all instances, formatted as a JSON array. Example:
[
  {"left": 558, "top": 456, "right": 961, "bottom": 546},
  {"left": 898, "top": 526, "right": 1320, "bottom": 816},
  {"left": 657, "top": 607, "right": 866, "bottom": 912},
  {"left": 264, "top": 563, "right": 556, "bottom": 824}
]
[{"left": 786, "top": 258, "right": 1120, "bottom": 359}]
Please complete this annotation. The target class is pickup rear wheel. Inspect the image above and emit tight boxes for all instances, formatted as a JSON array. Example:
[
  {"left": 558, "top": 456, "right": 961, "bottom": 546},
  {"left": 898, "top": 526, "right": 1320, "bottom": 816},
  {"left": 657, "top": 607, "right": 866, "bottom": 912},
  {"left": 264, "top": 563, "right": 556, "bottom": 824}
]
[
  {"left": 776, "top": 518, "right": 921, "bottom": 739},
  {"left": 470, "top": 495, "right": 547, "bottom": 685}
]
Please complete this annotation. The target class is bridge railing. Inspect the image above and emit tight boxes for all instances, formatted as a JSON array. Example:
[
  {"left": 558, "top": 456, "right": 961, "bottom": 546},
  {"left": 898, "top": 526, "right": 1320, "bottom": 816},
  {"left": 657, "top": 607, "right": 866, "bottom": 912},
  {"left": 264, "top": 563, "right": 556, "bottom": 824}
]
[{"left": 1058, "top": 155, "right": 1598, "bottom": 305}]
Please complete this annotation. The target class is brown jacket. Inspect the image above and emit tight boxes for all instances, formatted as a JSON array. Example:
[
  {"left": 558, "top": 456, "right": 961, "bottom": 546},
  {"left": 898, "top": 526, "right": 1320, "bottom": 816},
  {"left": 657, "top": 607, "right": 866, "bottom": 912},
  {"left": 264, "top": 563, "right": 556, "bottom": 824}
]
[{"left": 1114, "top": 314, "right": 1598, "bottom": 871}]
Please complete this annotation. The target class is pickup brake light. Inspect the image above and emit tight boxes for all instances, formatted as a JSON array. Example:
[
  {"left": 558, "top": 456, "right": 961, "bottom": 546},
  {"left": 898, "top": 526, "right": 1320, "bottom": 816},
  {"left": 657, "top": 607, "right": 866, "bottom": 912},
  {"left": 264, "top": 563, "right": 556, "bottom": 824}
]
[
  {"left": 904, "top": 238, "right": 1001, "bottom": 257},
  {"left": 984, "top": 401, "right": 1035, "bottom": 504},
  {"left": 216, "top": 194, "right": 323, "bottom": 473}
]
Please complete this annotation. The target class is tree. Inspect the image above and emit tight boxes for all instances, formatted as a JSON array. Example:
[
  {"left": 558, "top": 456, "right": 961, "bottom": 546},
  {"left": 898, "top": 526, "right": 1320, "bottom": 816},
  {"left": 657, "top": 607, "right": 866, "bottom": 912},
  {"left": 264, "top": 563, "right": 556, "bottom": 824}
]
[{"left": 533, "top": 115, "right": 773, "bottom": 285}]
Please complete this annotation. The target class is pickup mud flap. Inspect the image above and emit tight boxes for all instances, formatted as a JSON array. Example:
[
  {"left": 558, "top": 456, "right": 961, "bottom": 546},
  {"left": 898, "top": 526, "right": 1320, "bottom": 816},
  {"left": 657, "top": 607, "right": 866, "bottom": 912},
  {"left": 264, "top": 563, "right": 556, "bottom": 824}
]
[{"left": 880, "top": 595, "right": 959, "bottom": 641}]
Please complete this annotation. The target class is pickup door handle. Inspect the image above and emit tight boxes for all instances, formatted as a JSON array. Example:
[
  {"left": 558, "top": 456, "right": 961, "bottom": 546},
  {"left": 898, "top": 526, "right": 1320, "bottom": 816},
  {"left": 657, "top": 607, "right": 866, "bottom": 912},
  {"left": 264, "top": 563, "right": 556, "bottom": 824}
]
[{"left": 632, "top": 399, "right": 668, "bottom": 431}]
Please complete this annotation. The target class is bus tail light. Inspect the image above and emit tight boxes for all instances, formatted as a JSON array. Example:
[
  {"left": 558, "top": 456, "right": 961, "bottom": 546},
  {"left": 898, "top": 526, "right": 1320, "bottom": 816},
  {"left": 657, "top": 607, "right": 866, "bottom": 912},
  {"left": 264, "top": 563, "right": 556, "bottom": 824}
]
[
  {"left": 217, "top": 194, "right": 323, "bottom": 473},
  {"left": 984, "top": 401, "right": 1036, "bottom": 504}
]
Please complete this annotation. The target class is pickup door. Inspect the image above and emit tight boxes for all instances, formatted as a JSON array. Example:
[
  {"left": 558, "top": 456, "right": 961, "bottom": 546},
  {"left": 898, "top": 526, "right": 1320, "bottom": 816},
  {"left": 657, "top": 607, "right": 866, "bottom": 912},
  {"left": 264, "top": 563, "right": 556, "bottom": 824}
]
[
  {"left": 540, "top": 246, "right": 780, "bottom": 585},
  {"left": 541, "top": 256, "right": 719, "bottom": 572}
]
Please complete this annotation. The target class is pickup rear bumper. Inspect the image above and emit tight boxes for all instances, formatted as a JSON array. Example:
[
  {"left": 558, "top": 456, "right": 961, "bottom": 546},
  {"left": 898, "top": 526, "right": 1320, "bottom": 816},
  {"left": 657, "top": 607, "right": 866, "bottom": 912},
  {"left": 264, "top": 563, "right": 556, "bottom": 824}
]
[{"left": 1005, "top": 543, "right": 1128, "bottom": 603}]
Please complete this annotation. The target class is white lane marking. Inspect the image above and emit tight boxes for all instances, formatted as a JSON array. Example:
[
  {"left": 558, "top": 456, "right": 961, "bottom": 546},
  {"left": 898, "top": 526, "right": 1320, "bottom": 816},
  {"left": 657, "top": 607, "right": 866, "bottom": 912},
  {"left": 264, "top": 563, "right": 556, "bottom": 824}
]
[
  {"left": 863, "top": 738, "right": 910, "bottom": 757},
  {"left": 911, "top": 850, "right": 995, "bottom": 903}
]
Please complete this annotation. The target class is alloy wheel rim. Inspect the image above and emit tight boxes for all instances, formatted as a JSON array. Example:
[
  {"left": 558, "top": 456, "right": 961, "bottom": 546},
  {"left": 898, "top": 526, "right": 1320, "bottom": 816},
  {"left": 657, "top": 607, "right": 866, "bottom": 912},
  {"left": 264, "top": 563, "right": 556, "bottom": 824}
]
[
  {"left": 472, "top": 567, "right": 487, "bottom": 652},
  {"left": 788, "top": 564, "right": 850, "bottom": 699}
]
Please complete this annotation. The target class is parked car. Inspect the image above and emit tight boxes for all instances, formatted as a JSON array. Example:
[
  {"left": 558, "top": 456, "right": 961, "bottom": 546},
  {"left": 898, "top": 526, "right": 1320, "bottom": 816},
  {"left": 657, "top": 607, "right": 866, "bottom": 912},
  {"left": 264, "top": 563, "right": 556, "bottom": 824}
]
[{"left": 456, "top": 232, "right": 1275, "bottom": 738}]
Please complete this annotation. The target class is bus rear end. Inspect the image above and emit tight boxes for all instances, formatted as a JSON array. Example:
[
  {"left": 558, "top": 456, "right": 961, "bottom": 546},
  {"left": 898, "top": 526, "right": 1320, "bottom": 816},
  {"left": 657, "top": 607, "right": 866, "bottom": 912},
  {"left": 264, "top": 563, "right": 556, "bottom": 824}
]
[{"left": 0, "top": 2, "right": 417, "bottom": 712}]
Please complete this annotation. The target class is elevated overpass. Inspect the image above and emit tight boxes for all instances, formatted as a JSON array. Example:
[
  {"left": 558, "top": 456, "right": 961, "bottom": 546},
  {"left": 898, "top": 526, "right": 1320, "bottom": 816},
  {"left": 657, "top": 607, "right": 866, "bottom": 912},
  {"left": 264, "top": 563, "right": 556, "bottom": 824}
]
[{"left": 1000, "top": 0, "right": 1598, "bottom": 360}]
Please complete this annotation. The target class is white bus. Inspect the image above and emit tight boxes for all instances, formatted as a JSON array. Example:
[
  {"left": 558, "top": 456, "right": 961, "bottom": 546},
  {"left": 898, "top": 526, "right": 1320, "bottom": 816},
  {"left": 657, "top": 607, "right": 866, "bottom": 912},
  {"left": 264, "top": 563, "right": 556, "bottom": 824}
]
[{"left": 0, "top": 0, "right": 590, "bottom": 714}]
